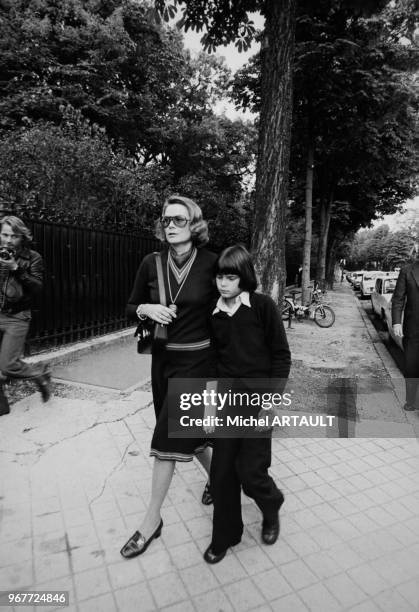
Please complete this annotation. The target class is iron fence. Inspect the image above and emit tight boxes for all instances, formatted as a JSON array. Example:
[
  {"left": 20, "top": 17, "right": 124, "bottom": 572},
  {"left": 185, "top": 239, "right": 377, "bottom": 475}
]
[{"left": 25, "top": 220, "right": 160, "bottom": 354}]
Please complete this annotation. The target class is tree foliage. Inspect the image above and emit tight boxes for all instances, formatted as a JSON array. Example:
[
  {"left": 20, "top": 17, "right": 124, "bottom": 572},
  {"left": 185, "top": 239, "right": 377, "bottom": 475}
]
[
  {"left": 0, "top": 0, "right": 256, "bottom": 247},
  {"left": 348, "top": 224, "right": 418, "bottom": 269},
  {"left": 232, "top": 0, "right": 419, "bottom": 280},
  {"left": 0, "top": 106, "right": 171, "bottom": 231}
]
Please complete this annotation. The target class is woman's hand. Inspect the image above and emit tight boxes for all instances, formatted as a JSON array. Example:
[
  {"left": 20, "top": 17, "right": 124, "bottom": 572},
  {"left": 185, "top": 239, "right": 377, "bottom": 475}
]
[
  {"left": 393, "top": 323, "right": 403, "bottom": 338},
  {"left": 255, "top": 408, "right": 275, "bottom": 432},
  {"left": 137, "top": 304, "right": 176, "bottom": 325}
]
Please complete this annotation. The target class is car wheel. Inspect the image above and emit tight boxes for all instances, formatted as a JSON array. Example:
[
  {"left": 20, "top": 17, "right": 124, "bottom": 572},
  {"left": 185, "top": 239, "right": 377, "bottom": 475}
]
[{"left": 381, "top": 310, "right": 388, "bottom": 330}]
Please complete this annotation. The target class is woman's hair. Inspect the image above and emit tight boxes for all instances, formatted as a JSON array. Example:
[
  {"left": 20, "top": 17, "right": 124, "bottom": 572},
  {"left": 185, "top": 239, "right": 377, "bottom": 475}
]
[
  {"left": 215, "top": 244, "right": 258, "bottom": 292},
  {"left": 155, "top": 195, "right": 209, "bottom": 247},
  {"left": 0, "top": 215, "right": 32, "bottom": 246}
]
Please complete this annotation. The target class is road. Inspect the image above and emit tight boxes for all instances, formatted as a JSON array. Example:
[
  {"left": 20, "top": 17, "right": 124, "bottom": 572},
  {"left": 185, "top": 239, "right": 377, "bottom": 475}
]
[{"left": 352, "top": 286, "right": 404, "bottom": 372}]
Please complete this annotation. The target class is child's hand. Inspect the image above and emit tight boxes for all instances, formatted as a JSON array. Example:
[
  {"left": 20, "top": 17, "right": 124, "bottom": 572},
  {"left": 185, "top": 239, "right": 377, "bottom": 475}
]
[{"left": 255, "top": 408, "right": 275, "bottom": 432}]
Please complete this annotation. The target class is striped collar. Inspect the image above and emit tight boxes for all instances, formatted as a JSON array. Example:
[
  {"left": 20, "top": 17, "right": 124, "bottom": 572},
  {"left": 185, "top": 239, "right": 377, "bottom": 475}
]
[{"left": 168, "top": 247, "right": 197, "bottom": 285}]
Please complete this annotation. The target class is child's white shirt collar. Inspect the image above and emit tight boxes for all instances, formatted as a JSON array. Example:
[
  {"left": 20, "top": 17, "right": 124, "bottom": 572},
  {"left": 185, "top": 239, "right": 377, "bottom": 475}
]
[{"left": 212, "top": 291, "right": 251, "bottom": 317}]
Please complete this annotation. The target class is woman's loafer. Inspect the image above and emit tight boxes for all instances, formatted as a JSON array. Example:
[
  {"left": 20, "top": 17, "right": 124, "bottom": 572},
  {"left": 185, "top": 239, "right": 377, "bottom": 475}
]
[
  {"left": 203, "top": 544, "right": 226, "bottom": 564},
  {"left": 120, "top": 519, "right": 163, "bottom": 559}
]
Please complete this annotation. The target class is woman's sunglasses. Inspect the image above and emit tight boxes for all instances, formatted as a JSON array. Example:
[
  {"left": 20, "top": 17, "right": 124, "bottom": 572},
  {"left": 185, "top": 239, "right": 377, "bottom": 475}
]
[{"left": 161, "top": 216, "right": 189, "bottom": 228}]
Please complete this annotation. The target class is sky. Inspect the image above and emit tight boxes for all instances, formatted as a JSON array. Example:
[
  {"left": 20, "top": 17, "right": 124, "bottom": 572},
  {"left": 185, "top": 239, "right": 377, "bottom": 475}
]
[{"left": 373, "top": 197, "right": 419, "bottom": 232}]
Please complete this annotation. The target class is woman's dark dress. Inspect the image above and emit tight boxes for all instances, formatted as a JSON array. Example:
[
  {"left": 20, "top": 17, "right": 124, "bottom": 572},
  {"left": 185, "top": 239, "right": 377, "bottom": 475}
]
[{"left": 127, "top": 247, "right": 217, "bottom": 461}]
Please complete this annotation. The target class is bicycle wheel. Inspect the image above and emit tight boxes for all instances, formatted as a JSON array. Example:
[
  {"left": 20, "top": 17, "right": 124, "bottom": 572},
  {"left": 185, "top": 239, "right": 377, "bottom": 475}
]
[
  {"left": 314, "top": 304, "right": 335, "bottom": 328},
  {"left": 281, "top": 299, "right": 292, "bottom": 321}
]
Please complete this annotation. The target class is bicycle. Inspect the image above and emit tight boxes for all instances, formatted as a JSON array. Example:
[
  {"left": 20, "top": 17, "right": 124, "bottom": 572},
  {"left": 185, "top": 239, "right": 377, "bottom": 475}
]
[{"left": 281, "top": 287, "right": 335, "bottom": 328}]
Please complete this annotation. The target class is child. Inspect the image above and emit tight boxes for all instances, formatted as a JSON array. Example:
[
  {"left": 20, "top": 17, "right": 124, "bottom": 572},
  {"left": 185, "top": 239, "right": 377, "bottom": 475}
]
[{"left": 204, "top": 244, "right": 291, "bottom": 564}]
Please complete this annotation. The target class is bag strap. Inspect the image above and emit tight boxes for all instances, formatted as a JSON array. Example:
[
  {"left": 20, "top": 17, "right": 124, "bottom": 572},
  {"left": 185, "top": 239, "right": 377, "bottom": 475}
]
[{"left": 155, "top": 252, "right": 167, "bottom": 307}]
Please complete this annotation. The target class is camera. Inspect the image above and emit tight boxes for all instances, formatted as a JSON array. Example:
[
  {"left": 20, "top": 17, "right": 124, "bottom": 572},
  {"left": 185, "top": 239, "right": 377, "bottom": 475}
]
[{"left": 0, "top": 247, "right": 16, "bottom": 261}]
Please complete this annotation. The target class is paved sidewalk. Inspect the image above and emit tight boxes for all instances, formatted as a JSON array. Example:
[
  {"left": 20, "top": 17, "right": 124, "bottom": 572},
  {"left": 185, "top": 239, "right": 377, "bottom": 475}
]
[{"left": 0, "top": 283, "right": 418, "bottom": 612}]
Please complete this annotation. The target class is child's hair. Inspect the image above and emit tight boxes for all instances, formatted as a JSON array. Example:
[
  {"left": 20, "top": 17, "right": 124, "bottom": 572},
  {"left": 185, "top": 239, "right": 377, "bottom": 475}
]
[{"left": 215, "top": 244, "right": 258, "bottom": 292}]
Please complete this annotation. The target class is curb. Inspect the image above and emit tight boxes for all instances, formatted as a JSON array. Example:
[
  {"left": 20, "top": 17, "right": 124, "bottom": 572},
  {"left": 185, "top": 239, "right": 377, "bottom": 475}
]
[
  {"left": 25, "top": 326, "right": 136, "bottom": 369},
  {"left": 353, "top": 293, "right": 404, "bottom": 406}
]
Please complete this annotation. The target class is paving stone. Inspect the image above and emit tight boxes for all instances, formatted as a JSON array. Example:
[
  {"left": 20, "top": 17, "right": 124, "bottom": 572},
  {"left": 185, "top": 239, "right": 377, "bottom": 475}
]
[
  {"left": 162, "top": 521, "right": 192, "bottom": 547},
  {"left": 149, "top": 571, "right": 188, "bottom": 608},
  {"left": 271, "top": 592, "right": 309, "bottom": 612},
  {"left": 236, "top": 546, "right": 274, "bottom": 576},
  {"left": 279, "top": 559, "right": 318, "bottom": 591},
  {"left": 329, "top": 516, "right": 360, "bottom": 540},
  {"left": 298, "top": 582, "right": 341, "bottom": 612},
  {"left": 347, "top": 564, "right": 388, "bottom": 597},
  {"left": 65, "top": 591, "right": 113, "bottom": 612},
  {"left": 138, "top": 548, "right": 173, "bottom": 580},
  {"left": 0, "top": 538, "right": 32, "bottom": 567},
  {"left": 114, "top": 583, "right": 155, "bottom": 612},
  {"left": 33, "top": 552, "right": 71, "bottom": 584},
  {"left": 374, "top": 587, "right": 417, "bottom": 612},
  {"left": 348, "top": 600, "right": 382, "bottom": 612},
  {"left": 309, "top": 524, "right": 343, "bottom": 549},
  {"left": 303, "top": 551, "right": 342, "bottom": 580},
  {"left": 252, "top": 568, "right": 292, "bottom": 601},
  {"left": 74, "top": 566, "right": 111, "bottom": 601},
  {"left": 396, "top": 579, "right": 419, "bottom": 610},
  {"left": 292, "top": 507, "right": 324, "bottom": 530},
  {"left": 324, "top": 572, "right": 367, "bottom": 608},
  {"left": 66, "top": 523, "right": 99, "bottom": 550},
  {"left": 70, "top": 545, "right": 106, "bottom": 573},
  {"left": 193, "top": 588, "right": 234, "bottom": 612},
  {"left": 168, "top": 540, "right": 204, "bottom": 570},
  {"left": 0, "top": 560, "right": 33, "bottom": 590},
  {"left": 181, "top": 563, "right": 219, "bottom": 596},
  {"left": 162, "top": 600, "right": 195, "bottom": 612},
  {"left": 107, "top": 559, "right": 144, "bottom": 591},
  {"left": 223, "top": 577, "right": 266, "bottom": 611},
  {"left": 284, "top": 531, "right": 321, "bottom": 556},
  {"left": 261, "top": 540, "right": 298, "bottom": 566}
]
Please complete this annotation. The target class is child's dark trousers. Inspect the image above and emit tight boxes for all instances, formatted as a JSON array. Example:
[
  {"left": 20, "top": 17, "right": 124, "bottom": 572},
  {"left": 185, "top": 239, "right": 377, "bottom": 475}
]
[{"left": 210, "top": 436, "right": 283, "bottom": 554}]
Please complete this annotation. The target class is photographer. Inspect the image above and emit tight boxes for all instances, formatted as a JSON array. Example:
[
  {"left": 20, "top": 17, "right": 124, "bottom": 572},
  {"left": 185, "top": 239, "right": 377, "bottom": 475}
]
[{"left": 0, "top": 216, "right": 51, "bottom": 415}]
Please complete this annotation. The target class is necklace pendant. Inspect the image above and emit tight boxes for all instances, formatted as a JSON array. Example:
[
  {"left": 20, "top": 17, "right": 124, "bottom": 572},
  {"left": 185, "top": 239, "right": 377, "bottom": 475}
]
[{"left": 168, "top": 304, "right": 178, "bottom": 313}]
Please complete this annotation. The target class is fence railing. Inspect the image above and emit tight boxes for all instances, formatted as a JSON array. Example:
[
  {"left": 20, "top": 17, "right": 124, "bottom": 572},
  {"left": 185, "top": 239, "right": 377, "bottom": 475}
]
[{"left": 25, "top": 220, "right": 160, "bottom": 354}]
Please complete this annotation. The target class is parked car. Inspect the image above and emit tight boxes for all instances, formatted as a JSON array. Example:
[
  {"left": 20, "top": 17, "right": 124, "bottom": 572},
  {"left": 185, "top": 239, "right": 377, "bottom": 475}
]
[
  {"left": 359, "top": 272, "right": 381, "bottom": 298},
  {"left": 371, "top": 276, "right": 399, "bottom": 320},
  {"left": 361, "top": 271, "right": 397, "bottom": 299},
  {"left": 352, "top": 271, "right": 366, "bottom": 290},
  {"left": 383, "top": 296, "right": 404, "bottom": 350}
]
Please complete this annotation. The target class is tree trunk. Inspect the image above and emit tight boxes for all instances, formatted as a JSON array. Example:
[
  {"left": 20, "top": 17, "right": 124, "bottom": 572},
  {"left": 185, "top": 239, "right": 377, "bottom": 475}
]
[
  {"left": 301, "top": 145, "right": 314, "bottom": 305},
  {"left": 326, "top": 237, "right": 337, "bottom": 289},
  {"left": 317, "top": 192, "right": 333, "bottom": 283},
  {"left": 252, "top": 0, "right": 296, "bottom": 302}
]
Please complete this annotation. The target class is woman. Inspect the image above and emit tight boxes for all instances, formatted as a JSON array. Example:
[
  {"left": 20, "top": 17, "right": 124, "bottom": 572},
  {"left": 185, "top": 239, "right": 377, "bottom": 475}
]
[{"left": 120, "top": 195, "right": 217, "bottom": 558}]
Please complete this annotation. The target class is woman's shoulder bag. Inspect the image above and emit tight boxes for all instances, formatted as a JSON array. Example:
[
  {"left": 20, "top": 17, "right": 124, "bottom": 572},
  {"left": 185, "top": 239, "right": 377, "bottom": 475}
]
[{"left": 135, "top": 252, "right": 168, "bottom": 353}]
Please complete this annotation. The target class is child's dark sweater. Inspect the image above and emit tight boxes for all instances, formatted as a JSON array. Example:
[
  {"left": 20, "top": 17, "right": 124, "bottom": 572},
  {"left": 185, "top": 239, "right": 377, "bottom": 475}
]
[{"left": 211, "top": 292, "right": 291, "bottom": 379}]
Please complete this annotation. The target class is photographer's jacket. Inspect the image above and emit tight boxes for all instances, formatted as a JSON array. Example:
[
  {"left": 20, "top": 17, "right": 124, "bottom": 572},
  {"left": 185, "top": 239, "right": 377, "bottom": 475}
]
[{"left": 0, "top": 248, "right": 43, "bottom": 314}]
